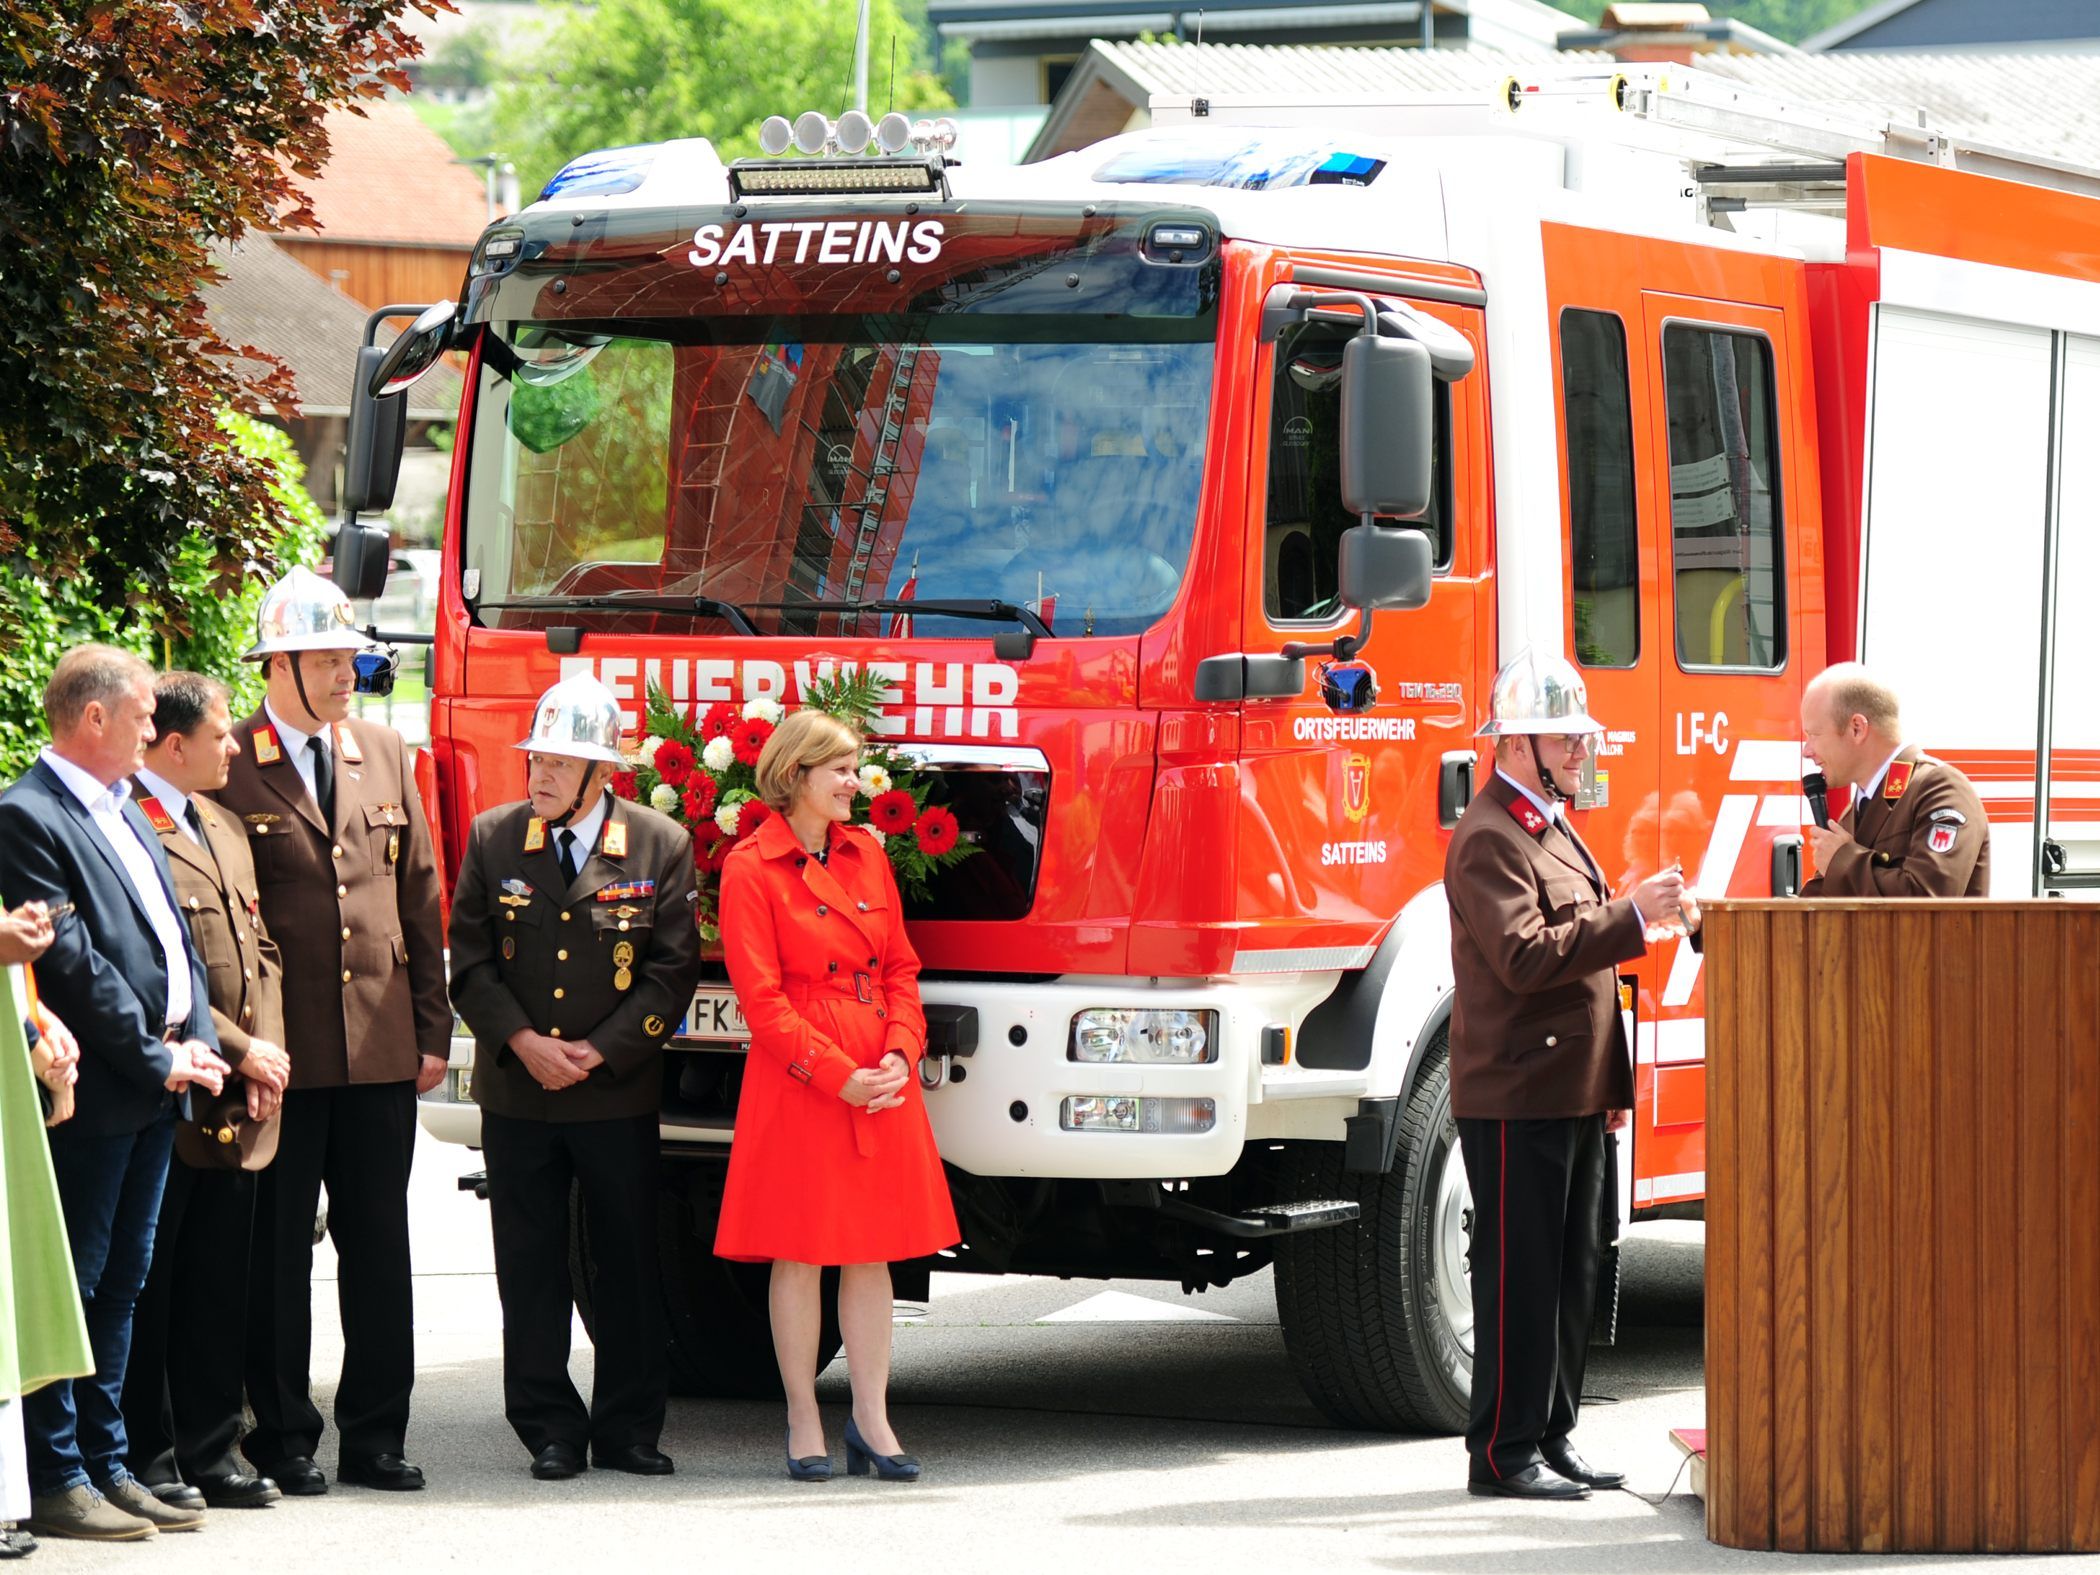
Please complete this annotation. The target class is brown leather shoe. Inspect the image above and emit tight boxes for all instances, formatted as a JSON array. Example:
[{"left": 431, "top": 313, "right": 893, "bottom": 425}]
[
  {"left": 21, "top": 1485, "right": 156, "bottom": 1542},
  {"left": 99, "top": 1477, "right": 205, "bottom": 1532}
]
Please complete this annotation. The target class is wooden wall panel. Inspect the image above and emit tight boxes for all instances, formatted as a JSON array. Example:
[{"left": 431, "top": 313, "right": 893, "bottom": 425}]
[
  {"left": 275, "top": 239, "right": 475, "bottom": 316},
  {"left": 1706, "top": 900, "right": 2100, "bottom": 1553}
]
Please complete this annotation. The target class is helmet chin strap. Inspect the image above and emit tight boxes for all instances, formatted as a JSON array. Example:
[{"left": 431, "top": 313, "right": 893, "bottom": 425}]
[
  {"left": 542, "top": 764, "right": 610, "bottom": 830},
  {"left": 1530, "top": 736, "right": 1573, "bottom": 803},
  {"left": 283, "top": 652, "right": 328, "bottom": 732}
]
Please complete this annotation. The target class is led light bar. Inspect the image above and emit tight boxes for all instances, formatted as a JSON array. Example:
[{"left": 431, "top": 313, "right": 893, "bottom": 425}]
[{"left": 729, "top": 157, "right": 945, "bottom": 198}]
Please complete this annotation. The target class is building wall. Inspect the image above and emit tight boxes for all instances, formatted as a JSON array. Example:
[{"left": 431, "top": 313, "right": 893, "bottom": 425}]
[
  {"left": 275, "top": 240, "right": 477, "bottom": 315},
  {"left": 1831, "top": 0, "right": 2100, "bottom": 48},
  {"left": 970, "top": 52, "right": 1047, "bottom": 107}
]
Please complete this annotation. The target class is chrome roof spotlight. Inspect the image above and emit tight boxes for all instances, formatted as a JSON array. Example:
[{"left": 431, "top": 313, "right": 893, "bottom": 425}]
[
  {"left": 835, "top": 109, "right": 874, "bottom": 155},
  {"left": 792, "top": 110, "right": 832, "bottom": 156},
  {"left": 758, "top": 115, "right": 794, "bottom": 157},
  {"left": 875, "top": 111, "right": 913, "bottom": 155}
]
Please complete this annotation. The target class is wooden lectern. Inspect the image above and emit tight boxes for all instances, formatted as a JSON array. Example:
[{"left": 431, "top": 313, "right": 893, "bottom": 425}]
[{"left": 1704, "top": 899, "right": 2100, "bottom": 1553}]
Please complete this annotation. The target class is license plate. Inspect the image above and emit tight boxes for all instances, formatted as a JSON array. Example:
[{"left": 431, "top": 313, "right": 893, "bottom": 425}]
[{"left": 684, "top": 986, "right": 748, "bottom": 1041}]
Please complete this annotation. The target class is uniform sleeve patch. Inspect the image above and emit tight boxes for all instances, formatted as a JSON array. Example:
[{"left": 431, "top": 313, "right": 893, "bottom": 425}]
[
  {"left": 1928, "top": 807, "right": 1967, "bottom": 825},
  {"left": 1928, "top": 824, "right": 1958, "bottom": 854}
]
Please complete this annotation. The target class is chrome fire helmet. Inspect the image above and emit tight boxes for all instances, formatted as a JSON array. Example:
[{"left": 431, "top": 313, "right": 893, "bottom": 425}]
[
  {"left": 242, "top": 566, "right": 372, "bottom": 662},
  {"left": 1475, "top": 649, "right": 1606, "bottom": 738},
  {"left": 515, "top": 675, "right": 627, "bottom": 766}
]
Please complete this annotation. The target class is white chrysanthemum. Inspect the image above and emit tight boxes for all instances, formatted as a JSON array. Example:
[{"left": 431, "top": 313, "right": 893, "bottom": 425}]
[
  {"left": 742, "top": 695, "right": 785, "bottom": 724},
  {"left": 713, "top": 801, "right": 743, "bottom": 836},
  {"left": 638, "top": 736, "right": 665, "bottom": 766},
  {"left": 701, "top": 735, "right": 736, "bottom": 773},
  {"left": 865, "top": 826, "right": 887, "bottom": 847},
  {"left": 857, "top": 764, "right": 892, "bottom": 798},
  {"left": 648, "top": 782, "right": 680, "bottom": 814}
]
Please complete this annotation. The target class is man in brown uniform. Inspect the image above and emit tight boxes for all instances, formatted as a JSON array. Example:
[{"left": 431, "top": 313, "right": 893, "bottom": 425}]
[
  {"left": 122, "top": 672, "right": 290, "bottom": 1511},
  {"left": 1446, "top": 651, "right": 1685, "bottom": 1501},
  {"left": 1799, "top": 663, "right": 1990, "bottom": 897},
  {"left": 448, "top": 675, "right": 701, "bottom": 1481},
  {"left": 212, "top": 568, "right": 450, "bottom": 1495}
]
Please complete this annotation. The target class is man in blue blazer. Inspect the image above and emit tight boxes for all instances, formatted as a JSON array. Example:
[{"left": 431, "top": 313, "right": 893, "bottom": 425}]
[{"left": 0, "top": 645, "right": 229, "bottom": 1543}]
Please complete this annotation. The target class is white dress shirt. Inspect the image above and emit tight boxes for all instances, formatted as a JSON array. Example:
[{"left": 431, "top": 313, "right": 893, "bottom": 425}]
[
  {"left": 552, "top": 791, "right": 611, "bottom": 882},
  {"left": 1859, "top": 746, "right": 1907, "bottom": 803},
  {"left": 264, "top": 699, "right": 331, "bottom": 811},
  {"left": 40, "top": 748, "right": 194, "bottom": 1029},
  {"left": 135, "top": 765, "right": 203, "bottom": 846}
]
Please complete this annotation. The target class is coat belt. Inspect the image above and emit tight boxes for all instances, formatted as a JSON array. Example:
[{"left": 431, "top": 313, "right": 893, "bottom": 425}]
[{"left": 784, "top": 973, "right": 885, "bottom": 1010}]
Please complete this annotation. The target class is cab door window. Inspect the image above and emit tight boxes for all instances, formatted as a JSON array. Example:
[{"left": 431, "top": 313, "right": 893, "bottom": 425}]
[
  {"left": 1264, "top": 320, "right": 1450, "bottom": 623},
  {"left": 1561, "top": 308, "right": 1640, "bottom": 668},
  {"left": 1661, "top": 325, "right": 1786, "bottom": 671}
]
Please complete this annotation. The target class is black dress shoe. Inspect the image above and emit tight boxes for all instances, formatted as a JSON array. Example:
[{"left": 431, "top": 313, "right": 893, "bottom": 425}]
[
  {"left": 262, "top": 1457, "right": 328, "bottom": 1497},
  {"left": 149, "top": 1480, "right": 208, "bottom": 1511},
  {"left": 1467, "top": 1463, "right": 1591, "bottom": 1501},
  {"left": 1542, "top": 1446, "right": 1625, "bottom": 1491},
  {"left": 338, "top": 1454, "right": 426, "bottom": 1492},
  {"left": 591, "top": 1444, "right": 673, "bottom": 1476},
  {"left": 530, "top": 1443, "right": 586, "bottom": 1481},
  {"left": 197, "top": 1472, "right": 283, "bottom": 1509}
]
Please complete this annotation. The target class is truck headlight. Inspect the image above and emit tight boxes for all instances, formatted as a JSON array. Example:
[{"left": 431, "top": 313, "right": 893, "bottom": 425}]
[
  {"left": 1060, "top": 1096, "right": 1216, "bottom": 1134},
  {"left": 1068, "top": 1008, "right": 1216, "bottom": 1064}
]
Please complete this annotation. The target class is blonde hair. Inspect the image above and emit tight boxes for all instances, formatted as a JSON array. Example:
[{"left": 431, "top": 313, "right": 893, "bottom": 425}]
[
  {"left": 1810, "top": 662, "right": 1901, "bottom": 736},
  {"left": 754, "top": 710, "right": 863, "bottom": 812}
]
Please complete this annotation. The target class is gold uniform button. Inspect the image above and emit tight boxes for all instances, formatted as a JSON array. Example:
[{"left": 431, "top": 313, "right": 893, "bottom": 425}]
[
  {"left": 332, "top": 845, "right": 344, "bottom": 860},
  {"left": 553, "top": 988, "right": 565, "bottom": 1000},
  {"left": 618, "top": 920, "right": 631, "bottom": 932},
  {"left": 561, "top": 911, "right": 572, "bottom": 922},
  {"left": 243, "top": 969, "right": 252, "bottom": 981},
  {"left": 557, "top": 949, "right": 569, "bottom": 962},
  {"left": 550, "top": 1027, "right": 563, "bottom": 1039},
  {"left": 341, "top": 927, "right": 352, "bottom": 940},
  {"left": 188, "top": 896, "right": 201, "bottom": 910},
  {"left": 336, "top": 884, "right": 348, "bottom": 898},
  {"left": 341, "top": 969, "right": 353, "bottom": 982}
]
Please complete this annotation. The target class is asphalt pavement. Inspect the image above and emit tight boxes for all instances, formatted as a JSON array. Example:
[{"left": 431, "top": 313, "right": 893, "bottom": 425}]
[{"left": 32, "top": 1132, "right": 2092, "bottom": 1573}]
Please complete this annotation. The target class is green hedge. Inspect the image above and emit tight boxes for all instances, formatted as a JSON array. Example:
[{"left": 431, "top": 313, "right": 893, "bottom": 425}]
[{"left": 0, "top": 413, "right": 327, "bottom": 783}]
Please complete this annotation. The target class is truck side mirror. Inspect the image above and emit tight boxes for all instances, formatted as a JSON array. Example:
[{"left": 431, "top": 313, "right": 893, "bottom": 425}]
[
  {"left": 332, "top": 520, "right": 392, "bottom": 601},
  {"left": 369, "top": 300, "right": 458, "bottom": 398},
  {"left": 342, "top": 344, "right": 407, "bottom": 516},
  {"left": 1338, "top": 523, "right": 1433, "bottom": 612},
  {"left": 1340, "top": 335, "right": 1433, "bottom": 519}
]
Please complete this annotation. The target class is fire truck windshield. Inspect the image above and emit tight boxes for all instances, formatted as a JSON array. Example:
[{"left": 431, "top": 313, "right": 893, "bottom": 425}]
[{"left": 462, "top": 316, "right": 1215, "bottom": 640}]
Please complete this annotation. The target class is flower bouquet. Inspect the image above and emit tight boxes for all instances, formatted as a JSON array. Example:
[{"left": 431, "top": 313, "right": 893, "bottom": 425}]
[{"left": 619, "top": 669, "right": 975, "bottom": 942}]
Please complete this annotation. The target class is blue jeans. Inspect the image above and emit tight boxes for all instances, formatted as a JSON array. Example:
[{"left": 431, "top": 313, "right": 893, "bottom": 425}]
[{"left": 25, "top": 1115, "right": 176, "bottom": 1495}]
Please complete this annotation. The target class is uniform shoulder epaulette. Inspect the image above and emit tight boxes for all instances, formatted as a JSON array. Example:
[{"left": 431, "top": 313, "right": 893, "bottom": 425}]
[
  {"left": 1884, "top": 760, "right": 1914, "bottom": 801},
  {"left": 137, "top": 795, "right": 177, "bottom": 835},
  {"left": 252, "top": 725, "right": 282, "bottom": 765}
]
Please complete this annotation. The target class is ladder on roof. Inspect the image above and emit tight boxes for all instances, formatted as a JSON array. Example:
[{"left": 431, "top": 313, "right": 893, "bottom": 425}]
[{"left": 1504, "top": 64, "right": 2100, "bottom": 208}]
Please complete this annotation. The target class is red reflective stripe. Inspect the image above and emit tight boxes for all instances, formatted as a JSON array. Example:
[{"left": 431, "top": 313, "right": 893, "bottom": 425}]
[{"left": 1486, "top": 1121, "right": 1508, "bottom": 1478}]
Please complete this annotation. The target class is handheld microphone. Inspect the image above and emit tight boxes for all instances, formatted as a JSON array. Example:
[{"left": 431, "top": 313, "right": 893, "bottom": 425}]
[{"left": 1802, "top": 771, "right": 1830, "bottom": 829}]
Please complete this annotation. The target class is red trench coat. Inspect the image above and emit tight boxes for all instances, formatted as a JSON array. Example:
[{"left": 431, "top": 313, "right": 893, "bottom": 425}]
[{"left": 713, "top": 816, "right": 959, "bottom": 1265}]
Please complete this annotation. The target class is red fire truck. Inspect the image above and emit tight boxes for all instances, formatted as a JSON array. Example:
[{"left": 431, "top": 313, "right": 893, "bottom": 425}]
[{"left": 337, "top": 67, "right": 2100, "bottom": 1432}]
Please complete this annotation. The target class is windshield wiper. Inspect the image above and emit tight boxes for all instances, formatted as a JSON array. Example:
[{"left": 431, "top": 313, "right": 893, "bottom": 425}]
[
  {"left": 474, "top": 593, "right": 759, "bottom": 637},
  {"left": 743, "top": 598, "right": 1050, "bottom": 658}
]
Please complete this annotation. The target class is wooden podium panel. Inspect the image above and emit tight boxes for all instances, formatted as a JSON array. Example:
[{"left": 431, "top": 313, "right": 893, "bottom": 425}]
[{"left": 1705, "top": 900, "right": 2100, "bottom": 1553}]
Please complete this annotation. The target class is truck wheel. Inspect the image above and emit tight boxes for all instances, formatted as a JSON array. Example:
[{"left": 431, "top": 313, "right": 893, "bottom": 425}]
[
  {"left": 570, "top": 1178, "right": 843, "bottom": 1400},
  {"left": 1273, "top": 1033, "right": 1473, "bottom": 1433}
]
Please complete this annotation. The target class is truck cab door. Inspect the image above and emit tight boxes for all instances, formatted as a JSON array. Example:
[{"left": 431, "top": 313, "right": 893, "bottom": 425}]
[{"left": 1230, "top": 289, "right": 1488, "bottom": 989}]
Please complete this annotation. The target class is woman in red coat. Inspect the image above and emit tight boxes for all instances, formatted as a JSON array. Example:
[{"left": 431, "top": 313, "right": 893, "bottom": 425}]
[{"left": 714, "top": 710, "right": 959, "bottom": 1482}]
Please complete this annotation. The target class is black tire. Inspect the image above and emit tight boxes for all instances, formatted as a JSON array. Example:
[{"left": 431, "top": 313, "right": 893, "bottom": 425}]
[
  {"left": 1273, "top": 1033, "right": 1473, "bottom": 1433},
  {"left": 570, "top": 1176, "right": 843, "bottom": 1400}
]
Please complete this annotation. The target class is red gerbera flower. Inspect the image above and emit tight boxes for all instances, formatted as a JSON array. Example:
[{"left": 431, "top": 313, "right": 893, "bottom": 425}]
[
  {"left": 736, "top": 799, "right": 771, "bottom": 839},
  {"left": 610, "top": 771, "right": 640, "bottom": 801},
  {"left": 869, "top": 789, "right": 917, "bottom": 835},
  {"left": 682, "top": 775, "right": 718, "bottom": 821},
  {"left": 914, "top": 805, "right": 960, "bottom": 856},
  {"left": 691, "top": 821, "right": 723, "bottom": 867},
  {"left": 730, "top": 717, "right": 774, "bottom": 767},
  {"left": 700, "top": 701, "right": 740, "bottom": 741},
  {"left": 653, "top": 739, "right": 695, "bottom": 788}
]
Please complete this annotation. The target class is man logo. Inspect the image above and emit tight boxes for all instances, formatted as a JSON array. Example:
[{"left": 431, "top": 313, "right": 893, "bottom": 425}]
[{"left": 1344, "top": 753, "right": 1371, "bottom": 824}]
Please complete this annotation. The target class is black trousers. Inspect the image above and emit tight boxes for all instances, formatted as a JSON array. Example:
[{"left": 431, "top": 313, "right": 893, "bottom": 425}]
[
  {"left": 481, "top": 1110, "right": 666, "bottom": 1456},
  {"left": 243, "top": 1081, "right": 417, "bottom": 1467},
  {"left": 1457, "top": 1113, "right": 1608, "bottom": 1481},
  {"left": 121, "top": 1159, "right": 256, "bottom": 1483}
]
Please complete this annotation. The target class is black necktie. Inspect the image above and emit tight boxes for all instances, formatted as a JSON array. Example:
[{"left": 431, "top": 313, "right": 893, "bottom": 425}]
[
  {"left": 307, "top": 735, "right": 335, "bottom": 825},
  {"left": 184, "top": 801, "right": 204, "bottom": 842},
  {"left": 557, "top": 829, "right": 579, "bottom": 886}
]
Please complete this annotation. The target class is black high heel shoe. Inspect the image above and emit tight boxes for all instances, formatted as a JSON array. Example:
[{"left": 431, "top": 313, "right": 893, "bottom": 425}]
[
  {"left": 843, "top": 1417, "right": 920, "bottom": 1481},
  {"left": 785, "top": 1429, "right": 832, "bottom": 1482}
]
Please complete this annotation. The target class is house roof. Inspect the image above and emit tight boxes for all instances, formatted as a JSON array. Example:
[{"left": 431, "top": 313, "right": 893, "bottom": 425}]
[
  {"left": 932, "top": 0, "right": 1590, "bottom": 51},
  {"left": 1803, "top": 0, "right": 2100, "bottom": 53},
  {"left": 280, "top": 101, "right": 491, "bottom": 249},
  {"left": 202, "top": 235, "right": 465, "bottom": 422},
  {"left": 1027, "top": 36, "right": 2100, "bottom": 168}
]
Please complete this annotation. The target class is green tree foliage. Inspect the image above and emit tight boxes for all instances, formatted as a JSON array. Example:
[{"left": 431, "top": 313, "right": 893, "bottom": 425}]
[
  {"left": 0, "top": 0, "right": 433, "bottom": 649},
  {"left": 1556, "top": 0, "right": 1870, "bottom": 42},
  {"left": 490, "top": 0, "right": 955, "bottom": 198},
  {"left": 0, "top": 414, "right": 329, "bottom": 782}
]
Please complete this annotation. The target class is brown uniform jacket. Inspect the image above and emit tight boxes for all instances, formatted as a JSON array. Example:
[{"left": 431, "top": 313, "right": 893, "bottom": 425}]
[
  {"left": 130, "top": 781, "right": 285, "bottom": 1066},
  {"left": 1445, "top": 774, "right": 1645, "bottom": 1121},
  {"left": 448, "top": 796, "right": 702, "bottom": 1123},
  {"left": 1801, "top": 745, "right": 1990, "bottom": 898},
  {"left": 212, "top": 710, "right": 450, "bottom": 1088}
]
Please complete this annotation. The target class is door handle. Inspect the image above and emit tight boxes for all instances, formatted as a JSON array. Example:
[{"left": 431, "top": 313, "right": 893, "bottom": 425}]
[
  {"left": 1439, "top": 751, "right": 1475, "bottom": 830},
  {"left": 1770, "top": 833, "right": 1804, "bottom": 897}
]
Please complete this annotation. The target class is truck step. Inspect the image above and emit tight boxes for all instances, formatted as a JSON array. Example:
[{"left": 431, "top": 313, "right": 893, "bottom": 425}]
[{"left": 1154, "top": 1196, "right": 1362, "bottom": 1239}]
